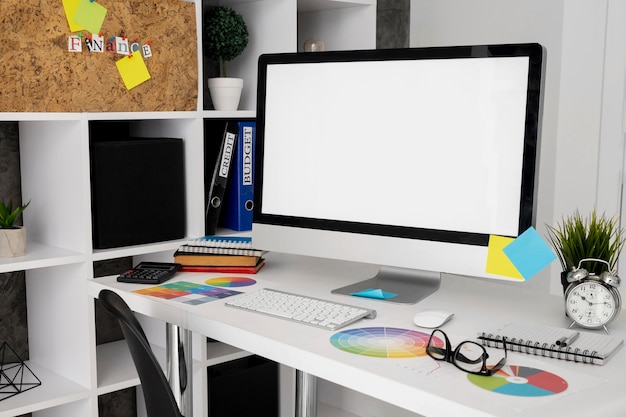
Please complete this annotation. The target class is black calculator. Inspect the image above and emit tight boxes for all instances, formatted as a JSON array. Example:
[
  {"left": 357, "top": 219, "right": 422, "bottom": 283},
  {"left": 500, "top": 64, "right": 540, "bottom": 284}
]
[{"left": 117, "top": 262, "right": 181, "bottom": 284}]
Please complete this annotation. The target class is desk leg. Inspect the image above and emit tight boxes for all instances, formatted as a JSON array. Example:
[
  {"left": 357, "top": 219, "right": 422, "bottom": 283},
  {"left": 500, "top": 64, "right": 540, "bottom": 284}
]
[
  {"left": 166, "top": 323, "right": 193, "bottom": 417},
  {"left": 296, "top": 370, "right": 317, "bottom": 417}
]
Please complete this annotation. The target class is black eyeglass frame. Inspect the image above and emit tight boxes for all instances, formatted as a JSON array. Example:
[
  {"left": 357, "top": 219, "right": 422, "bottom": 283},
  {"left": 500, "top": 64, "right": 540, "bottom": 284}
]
[{"left": 426, "top": 329, "right": 507, "bottom": 376}]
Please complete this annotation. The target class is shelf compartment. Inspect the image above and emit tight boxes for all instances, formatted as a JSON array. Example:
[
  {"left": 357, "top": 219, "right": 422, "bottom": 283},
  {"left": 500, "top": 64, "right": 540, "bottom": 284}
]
[
  {"left": 96, "top": 340, "right": 145, "bottom": 395},
  {"left": 299, "top": 0, "right": 374, "bottom": 13},
  {"left": 0, "top": 360, "right": 90, "bottom": 417},
  {"left": 19, "top": 120, "right": 91, "bottom": 255},
  {"left": 92, "top": 239, "right": 187, "bottom": 262},
  {"left": 206, "top": 340, "right": 252, "bottom": 367}
]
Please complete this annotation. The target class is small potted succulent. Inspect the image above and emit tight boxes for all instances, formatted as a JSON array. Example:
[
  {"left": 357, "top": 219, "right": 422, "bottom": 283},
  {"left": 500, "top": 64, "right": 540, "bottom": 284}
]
[
  {"left": 0, "top": 199, "right": 30, "bottom": 257},
  {"left": 203, "top": 6, "right": 249, "bottom": 110},
  {"left": 546, "top": 209, "right": 625, "bottom": 293}
]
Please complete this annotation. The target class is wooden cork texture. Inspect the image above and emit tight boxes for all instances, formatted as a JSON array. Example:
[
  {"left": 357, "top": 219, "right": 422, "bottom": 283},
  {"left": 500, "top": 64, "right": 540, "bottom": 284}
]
[{"left": 0, "top": 0, "right": 197, "bottom": 112}]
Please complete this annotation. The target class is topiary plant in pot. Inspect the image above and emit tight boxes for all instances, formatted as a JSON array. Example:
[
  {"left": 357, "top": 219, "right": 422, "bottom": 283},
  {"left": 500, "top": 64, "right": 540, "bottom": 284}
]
[
  {"left": 0, "top": 199, "right": 30, "bottom": 257},
  {"left": 546, "top": 209, "right": 625, "bottom": 293},
  {"left": 203, "top": 6, "right": 249, "bottom": 110}
]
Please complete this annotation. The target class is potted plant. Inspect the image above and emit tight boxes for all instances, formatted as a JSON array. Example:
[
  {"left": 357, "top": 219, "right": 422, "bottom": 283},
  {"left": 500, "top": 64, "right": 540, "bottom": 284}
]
[
  {"left": 0, "top": 199, "right": 30, "bottom": 257},
  {"left": 203, "top": 6, "right": 249, "bottom": 111},
  {"left": 546, "top": 209, "right": 625, "bottom": 292}
]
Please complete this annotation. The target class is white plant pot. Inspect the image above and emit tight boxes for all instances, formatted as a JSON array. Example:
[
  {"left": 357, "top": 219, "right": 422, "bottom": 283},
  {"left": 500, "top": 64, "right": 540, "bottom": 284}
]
[
  {"left": 0, "top": 227, "right": 27, "bottom": 257},
  {"left": 208, "top": 77, "right": 243, "bottom": 111}
]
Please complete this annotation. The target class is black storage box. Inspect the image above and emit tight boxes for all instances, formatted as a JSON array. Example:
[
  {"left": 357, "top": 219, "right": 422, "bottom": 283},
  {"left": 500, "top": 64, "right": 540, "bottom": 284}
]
[
  {"left": 208, "top": 355, "right": 279, "bottom": 417},
  {"left": 90, "top": 137, "right": 185, "bottom": 249}
]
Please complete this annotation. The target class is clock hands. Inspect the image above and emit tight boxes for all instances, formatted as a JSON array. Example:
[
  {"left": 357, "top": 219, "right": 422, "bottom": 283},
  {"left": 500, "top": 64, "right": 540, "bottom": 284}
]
[{"left": 577, "top": 293, "right": 609, "bottom": 306}]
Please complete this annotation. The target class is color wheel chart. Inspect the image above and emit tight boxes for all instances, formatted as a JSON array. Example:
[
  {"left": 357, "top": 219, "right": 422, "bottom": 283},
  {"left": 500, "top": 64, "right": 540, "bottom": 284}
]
[
  {"left": 330, "top": 327, "right": 436, "bottom": 358},
  {"left": 133, "top": 281, "right": 241, "bottom": 305},
  {"left": 467, "top": 365, "right": 568, "bottom": 397},
  {"left": 204, "top": 277, "right": 256, "bottom": 287}
]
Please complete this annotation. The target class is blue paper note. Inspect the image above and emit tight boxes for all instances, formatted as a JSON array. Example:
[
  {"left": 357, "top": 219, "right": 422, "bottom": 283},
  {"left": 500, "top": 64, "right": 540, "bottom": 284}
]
[
  {"left": 503, "top": 226, "right": 557, "bottom": 280},
  {"left": 351, "top": 288, "right": 398, "bottom": 300}
]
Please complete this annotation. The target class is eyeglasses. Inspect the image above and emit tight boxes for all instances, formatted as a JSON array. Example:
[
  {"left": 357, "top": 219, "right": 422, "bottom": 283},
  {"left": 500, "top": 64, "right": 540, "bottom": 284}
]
[{"left": 426, "top": 329, "right": 507, "bottom": 376}]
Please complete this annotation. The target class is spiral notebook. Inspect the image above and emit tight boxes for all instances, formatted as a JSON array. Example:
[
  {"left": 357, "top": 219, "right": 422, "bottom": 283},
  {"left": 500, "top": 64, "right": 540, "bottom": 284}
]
[
  {"left": 186, "top": 236, "right": 253, "bottom": 249},
  {"left": 477, "top": 321, "right": 623, "bottom": 365}
]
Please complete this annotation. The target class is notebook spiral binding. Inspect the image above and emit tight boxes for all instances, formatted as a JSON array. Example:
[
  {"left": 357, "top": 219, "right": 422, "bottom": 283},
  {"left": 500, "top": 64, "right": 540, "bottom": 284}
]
[{"left": 479, "top": 332, "right": 598, "bottom": 364}]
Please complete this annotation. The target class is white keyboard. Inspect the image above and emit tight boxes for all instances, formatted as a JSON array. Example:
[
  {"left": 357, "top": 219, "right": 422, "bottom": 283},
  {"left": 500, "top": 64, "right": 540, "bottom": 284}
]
[{"left": 225, "top": 288, "right": 377, "bottom": 330}]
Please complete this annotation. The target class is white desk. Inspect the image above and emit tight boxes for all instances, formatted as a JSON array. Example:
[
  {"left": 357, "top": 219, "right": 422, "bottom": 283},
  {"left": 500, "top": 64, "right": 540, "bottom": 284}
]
[{"left": 88, "top": 253, "right": 626, "bottom": 417}]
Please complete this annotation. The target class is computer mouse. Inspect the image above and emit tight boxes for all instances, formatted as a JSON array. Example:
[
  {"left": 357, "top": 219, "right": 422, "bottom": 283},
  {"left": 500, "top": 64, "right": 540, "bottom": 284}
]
[{"left": 413, "top": 309, "right": 454, "bottom": 329}]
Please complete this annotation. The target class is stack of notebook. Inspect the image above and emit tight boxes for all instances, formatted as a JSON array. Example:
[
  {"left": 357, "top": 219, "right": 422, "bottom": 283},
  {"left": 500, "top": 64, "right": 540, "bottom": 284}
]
[{"left": 174, "top": 236, "right": 265, "bottom": 273}]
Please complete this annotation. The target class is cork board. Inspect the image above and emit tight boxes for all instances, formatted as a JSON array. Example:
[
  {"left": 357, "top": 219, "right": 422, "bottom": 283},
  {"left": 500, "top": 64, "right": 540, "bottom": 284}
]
[{"left": 0, "top": 0, "right": 197, "bottom": 112}]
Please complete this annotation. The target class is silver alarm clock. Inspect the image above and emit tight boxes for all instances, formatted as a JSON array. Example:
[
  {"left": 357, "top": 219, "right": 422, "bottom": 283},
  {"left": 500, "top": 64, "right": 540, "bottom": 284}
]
[{"left": 564, "top": 258, "right": 621, "bottom": 334}]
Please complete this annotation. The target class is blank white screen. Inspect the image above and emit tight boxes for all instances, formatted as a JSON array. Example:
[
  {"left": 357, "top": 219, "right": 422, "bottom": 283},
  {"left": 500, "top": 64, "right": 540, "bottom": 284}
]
[{"left": 261, "top": 56, "right": 529, "bottom": 237}]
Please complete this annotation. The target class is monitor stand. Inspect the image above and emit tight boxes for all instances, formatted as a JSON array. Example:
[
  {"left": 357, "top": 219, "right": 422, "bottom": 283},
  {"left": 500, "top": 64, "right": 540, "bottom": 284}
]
[{"left": 331, "top": 266, "right": 441, "bottom": 304}]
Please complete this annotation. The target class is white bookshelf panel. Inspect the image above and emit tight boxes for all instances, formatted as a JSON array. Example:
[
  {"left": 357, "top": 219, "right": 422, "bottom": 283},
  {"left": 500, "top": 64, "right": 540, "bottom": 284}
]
[
  {"left": 0, "top": 242, "right": 84, "bottom": 273},
  {"left": 299, "top": 0, "right": 374, "bottom": 13},
  {"left": 227, "top": 0, "right": 298, "bottom": 110},
  {"left": 26, "top": 263, "right": 93, "bottom": 387},
  {"left": 19, "top": 120, "right": 91, "bottom": 254},
  {"left": 92, "top": 240, "right": 185, "bottom": 262}
]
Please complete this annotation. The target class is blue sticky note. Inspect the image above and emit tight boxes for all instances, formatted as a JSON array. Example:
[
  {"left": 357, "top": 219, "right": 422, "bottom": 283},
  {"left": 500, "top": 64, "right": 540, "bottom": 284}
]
[
  {"left": 503, "top": 227, "right": 557, "bottom": 280},
  {"left": 351, "top": 288, "right": 398, "bottom": 300}
]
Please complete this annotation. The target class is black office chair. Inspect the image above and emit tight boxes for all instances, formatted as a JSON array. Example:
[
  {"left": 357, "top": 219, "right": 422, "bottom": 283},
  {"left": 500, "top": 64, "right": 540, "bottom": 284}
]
[{"left": 98, "top": 289, "right": 184, "bottom": 417}]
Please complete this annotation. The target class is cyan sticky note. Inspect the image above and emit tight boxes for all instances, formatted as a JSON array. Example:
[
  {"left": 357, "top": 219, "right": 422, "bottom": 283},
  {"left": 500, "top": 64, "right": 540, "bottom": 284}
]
[
  {"left": 486, "top": 235, "right": 524, "bottom": 279},
  {"left": 351, "top": 288, "right": 398, "bottom": 300},
  {"left": 503, "top": 226, "right": 557, "bottom": 280}
]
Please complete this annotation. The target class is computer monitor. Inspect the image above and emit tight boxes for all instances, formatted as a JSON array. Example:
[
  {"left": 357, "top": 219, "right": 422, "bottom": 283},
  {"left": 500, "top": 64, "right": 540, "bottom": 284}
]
[{"left": 253, "top": 43, "right": 543, "bottom": 304}]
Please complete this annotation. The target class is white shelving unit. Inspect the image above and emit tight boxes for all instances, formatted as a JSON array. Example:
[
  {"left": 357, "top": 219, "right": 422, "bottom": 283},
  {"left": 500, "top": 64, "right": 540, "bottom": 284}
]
[{"left": 0, "top": 1, "right": 376, "bottom": 416}]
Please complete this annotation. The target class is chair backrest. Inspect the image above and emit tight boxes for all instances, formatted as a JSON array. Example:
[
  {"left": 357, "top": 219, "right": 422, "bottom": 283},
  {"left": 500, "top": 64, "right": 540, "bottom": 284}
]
[{"left": 98, "top": 289, "right": 184, "bottom": 417}]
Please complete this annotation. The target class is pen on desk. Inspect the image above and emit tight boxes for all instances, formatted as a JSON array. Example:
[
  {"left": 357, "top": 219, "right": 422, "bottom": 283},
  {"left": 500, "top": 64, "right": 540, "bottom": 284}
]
[{"left": 556, "top": 332, "right": 580, "bottom": 347}]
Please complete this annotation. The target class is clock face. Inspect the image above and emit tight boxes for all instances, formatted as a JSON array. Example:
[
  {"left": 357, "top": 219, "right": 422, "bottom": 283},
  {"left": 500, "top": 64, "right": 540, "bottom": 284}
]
[{"left": 565, "top": 282, "right": 618, "bottom": 328}]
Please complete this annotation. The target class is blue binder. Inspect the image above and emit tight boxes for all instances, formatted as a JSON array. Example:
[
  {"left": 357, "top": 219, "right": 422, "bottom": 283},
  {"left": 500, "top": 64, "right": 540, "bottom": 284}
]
[{"left": 221, "top": 121, "right": 256, "bottom": 231}]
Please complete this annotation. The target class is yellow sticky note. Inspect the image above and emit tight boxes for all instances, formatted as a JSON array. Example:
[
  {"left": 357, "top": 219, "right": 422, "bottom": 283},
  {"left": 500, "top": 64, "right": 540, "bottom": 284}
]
[
  {"left": 62, "top": 0, "right": 84, "bottom": 32},
  {"left": 486, "top": 235, "right": 524, "bottom": 280},
  {"left": 116, "top": 55, "right": 151, "bottom": 90},
  {"left": 73, "top": 0, "right": 107, "bottom": 35}
]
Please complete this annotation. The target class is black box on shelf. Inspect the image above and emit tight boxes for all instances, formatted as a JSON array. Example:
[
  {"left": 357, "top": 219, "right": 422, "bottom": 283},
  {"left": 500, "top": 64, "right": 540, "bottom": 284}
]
[
  {"left": 208, "top": 355, "right": 279, "bottom": 417},
  {"left": 90, "top": 137, "right": 186, "bottom": 249}
]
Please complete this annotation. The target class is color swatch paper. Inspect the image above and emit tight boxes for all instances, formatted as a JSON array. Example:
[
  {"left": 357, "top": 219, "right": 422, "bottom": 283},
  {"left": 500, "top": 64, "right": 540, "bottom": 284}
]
[{"left": 134, "top": 281, "right": 241, "bottom": 305}]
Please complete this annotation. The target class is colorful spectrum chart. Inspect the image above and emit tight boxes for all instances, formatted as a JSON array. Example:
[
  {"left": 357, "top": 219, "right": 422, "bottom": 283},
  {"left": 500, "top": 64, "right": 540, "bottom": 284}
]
[
  {"left": 133, "top": 281, "right": 241, "bottom": 305},
  {"left": 204, "top": 277, "right": 256, "bottom": 287},
  {"left": 467, "top": 365, "right": 568, "bottom": 397},
  {"left": 330, "top": 327, "right": 437, "bottom": 358}
]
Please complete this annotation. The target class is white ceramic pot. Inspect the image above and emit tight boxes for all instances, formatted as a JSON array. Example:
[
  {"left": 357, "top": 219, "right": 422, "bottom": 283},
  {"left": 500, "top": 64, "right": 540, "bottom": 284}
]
[
  {"left": 0, "top": 227, "right": 26, "bottom": 257},
  {"left": 208, "top": 77, "right": 244, "bottom": 111}
]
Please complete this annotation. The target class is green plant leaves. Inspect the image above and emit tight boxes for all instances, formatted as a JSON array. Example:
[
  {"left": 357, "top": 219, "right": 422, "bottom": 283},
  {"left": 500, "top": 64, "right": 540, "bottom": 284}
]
[
  {"left": 203, "top": 6, "right": 249, "bottom": 77},
  {"left": 0, "top": 200, "right": 30, "bottom": 228},
  {"left": 546, "top": 209, "right": 625, "bottom": 274}
]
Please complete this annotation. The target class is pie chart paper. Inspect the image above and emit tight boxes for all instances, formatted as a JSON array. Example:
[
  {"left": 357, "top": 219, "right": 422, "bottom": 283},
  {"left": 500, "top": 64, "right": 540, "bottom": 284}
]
[{"left": 467, "top": 365, "right": 568, "bottom": 397}]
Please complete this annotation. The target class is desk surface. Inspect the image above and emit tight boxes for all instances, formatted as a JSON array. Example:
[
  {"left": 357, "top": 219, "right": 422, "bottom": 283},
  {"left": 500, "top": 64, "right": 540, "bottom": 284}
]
[{"left": 88, "top": 253, "right": 626, "bottom": 417}]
